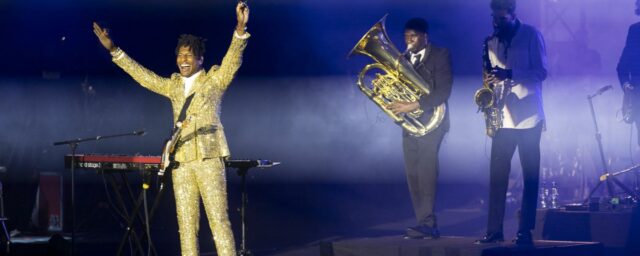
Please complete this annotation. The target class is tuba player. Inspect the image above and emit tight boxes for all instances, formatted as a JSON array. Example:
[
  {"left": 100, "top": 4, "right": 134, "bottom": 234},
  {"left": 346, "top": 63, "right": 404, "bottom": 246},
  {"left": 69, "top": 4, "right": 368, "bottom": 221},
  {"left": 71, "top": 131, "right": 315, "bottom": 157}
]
[{"left": 387, "top": 18, "right": 453, "bottom": 239}]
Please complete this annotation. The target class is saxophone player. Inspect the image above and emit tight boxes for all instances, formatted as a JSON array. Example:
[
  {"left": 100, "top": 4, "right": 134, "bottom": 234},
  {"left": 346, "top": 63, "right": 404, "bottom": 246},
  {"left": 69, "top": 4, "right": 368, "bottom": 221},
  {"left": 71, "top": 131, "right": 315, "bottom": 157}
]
[
  {"left": 475, "top": 0, "right": 547, "bottom": 246},
  {"left": 93, "top": 2, "right": 250, "bottom": 255},
  {"left": 387, "top": 18, "right": 453, "bottom": 239}
]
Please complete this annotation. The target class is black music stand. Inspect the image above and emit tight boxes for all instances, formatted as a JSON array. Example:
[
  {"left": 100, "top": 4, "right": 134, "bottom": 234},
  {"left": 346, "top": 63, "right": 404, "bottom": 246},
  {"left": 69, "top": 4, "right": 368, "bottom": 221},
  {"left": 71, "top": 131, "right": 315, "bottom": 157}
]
[
  {"left": 584, "top": 89, "right": 639, "bottom": 204},
  {"left": 53, "top": 130, "right": 145, "bottom": 255},
  {"left": 225, "top": 160, "right": 279, "bottom": 256}
]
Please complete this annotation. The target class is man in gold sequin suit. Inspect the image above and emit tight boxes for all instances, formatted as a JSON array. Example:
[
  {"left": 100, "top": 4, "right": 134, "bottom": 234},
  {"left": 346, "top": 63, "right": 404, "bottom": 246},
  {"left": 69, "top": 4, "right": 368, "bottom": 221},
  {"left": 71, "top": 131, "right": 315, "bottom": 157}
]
[{"left": 93, "top": 3, "right": 249, "bottom": 256}]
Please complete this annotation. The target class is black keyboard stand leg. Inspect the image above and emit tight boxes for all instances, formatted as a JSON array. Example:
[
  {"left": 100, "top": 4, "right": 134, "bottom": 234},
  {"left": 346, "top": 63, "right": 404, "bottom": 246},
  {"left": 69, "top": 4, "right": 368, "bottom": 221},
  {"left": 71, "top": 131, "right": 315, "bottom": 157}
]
[
  {"left": 237, "top": 167, "right": 252, "bottom": 256},
  {"left": 134, "top": 173, "right": 172, "bottom": 255},
  {"left": 116, "top": 191, "right": 148, "bottom": 256},
  {"left": 116, "top": 169, "right": 159, "bottom": 256}
]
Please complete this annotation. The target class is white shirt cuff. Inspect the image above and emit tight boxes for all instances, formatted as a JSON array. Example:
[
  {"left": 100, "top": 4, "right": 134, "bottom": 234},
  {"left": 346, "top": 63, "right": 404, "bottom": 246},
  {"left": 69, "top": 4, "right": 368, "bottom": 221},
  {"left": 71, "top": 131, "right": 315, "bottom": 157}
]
[
  {"left": 111, "top": 47, "right": 125, "bottom": 60},
  {"left": 234, "top": 31, "right": 250, "bottom": 40}
]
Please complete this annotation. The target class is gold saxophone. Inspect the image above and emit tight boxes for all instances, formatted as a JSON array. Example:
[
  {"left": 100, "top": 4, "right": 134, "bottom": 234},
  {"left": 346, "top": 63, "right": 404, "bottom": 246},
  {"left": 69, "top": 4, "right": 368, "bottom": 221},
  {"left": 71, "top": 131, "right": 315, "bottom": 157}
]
[
  {"left": 474, "top": 35, "right": 510, "bottom": 137},
  {"left": 348, "top": 15, "right": 446, "bottom": 137}
]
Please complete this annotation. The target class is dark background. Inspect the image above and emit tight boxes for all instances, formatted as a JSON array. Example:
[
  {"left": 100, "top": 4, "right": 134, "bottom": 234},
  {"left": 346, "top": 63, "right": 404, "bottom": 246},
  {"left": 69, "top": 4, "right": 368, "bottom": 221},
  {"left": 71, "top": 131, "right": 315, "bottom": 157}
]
[{"left": 1, "top": 0, "right": 639, "bottom": 254}]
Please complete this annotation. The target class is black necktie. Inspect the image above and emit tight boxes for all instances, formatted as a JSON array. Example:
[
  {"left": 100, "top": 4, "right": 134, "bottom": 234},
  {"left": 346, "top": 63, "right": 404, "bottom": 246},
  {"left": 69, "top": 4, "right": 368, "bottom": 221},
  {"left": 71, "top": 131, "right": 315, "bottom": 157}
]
[{"left": 412, "top": 53, "right": 422, "bottom": 67}]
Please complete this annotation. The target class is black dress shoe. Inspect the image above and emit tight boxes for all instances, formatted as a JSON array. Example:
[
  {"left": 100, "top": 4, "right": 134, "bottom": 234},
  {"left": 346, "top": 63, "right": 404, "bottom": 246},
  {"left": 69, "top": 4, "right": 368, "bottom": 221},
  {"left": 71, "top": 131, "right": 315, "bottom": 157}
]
[
  {"left": 513, "top": 230, "right": 533, "bottom": 246},
  {"left": 403, "top": 225, "right": 440, "bottom": 239},
  {"left": 474, "top": 232, "right": 504, "bottom": 244}
]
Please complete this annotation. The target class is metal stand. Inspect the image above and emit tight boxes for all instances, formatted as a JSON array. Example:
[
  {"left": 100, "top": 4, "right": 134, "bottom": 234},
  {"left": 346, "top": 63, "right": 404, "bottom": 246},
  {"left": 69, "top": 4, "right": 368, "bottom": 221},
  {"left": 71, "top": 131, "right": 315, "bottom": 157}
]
[
  {"left": 120, "top": 159, "right": 279, "bottom": 256},
  {"left": 584, "top": 89, "right": 638, "bottom": 203},
  {"left": 115, "top": 142, "right": 178, "bottom": 256},
  {"left": 53, "top": 130, "right": 145, "bottom": 255},
  {"left": 224, "top": 160, "right": 279, "bottom": 256},
  {"left": 237, "top": 167, "right": 251, "bottom": 256},
  {"left": 115, "top": 170, "right": 158, "bottom": 256},
  {"left": 0, "top": 177, "right": 11, "bottom": 254},
  {"left": 67, "top": 143, "right": 78, "bottom": 255}
]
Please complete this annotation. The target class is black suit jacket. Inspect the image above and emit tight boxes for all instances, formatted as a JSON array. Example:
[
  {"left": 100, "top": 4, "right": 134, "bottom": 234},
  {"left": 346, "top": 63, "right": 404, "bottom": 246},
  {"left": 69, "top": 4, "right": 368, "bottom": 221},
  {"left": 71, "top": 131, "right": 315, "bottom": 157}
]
[
  {"left": 403, "top": 45, "right": 453, "bottom": 137},
  {"left": 618, "top": 21, "right": 640, "bottom": 87}
]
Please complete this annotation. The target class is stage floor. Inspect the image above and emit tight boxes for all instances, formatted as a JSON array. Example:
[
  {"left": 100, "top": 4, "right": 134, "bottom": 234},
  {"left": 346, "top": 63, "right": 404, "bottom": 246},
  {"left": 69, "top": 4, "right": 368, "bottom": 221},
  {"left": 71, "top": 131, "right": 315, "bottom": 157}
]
[{"left": 320, "top": 236, "right": 603, "bottom": 256}]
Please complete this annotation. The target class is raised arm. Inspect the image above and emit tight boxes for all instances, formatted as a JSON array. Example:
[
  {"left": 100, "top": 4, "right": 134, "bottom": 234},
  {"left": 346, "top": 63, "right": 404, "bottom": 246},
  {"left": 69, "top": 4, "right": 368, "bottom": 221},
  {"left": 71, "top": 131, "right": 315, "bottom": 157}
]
[
  {"left": 208, "top": 2, "right": 250, "bottom": 89},
  {"left": 93, "top": 22, "right": 171, "bottom": 98}
]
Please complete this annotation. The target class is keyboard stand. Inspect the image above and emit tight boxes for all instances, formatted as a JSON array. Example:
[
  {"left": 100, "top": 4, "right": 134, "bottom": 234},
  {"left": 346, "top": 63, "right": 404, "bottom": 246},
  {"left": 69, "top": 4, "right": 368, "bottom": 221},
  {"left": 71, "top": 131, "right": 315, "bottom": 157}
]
[{"left": 104, "top": 170, "right": 157, "bottom": 256}]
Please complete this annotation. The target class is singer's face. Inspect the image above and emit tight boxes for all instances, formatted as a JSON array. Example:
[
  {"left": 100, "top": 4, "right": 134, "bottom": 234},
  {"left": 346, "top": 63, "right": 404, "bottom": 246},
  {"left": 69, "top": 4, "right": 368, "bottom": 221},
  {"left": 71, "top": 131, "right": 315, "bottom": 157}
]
[
  {"left": 176, "top": 46, "right": 203, "bottom": 78},
  {"left": 404, "top": 29, "right": 427, "bottom": 53},
  {"left": 492, "top": 9, "right": 515, "bottom": 31}
]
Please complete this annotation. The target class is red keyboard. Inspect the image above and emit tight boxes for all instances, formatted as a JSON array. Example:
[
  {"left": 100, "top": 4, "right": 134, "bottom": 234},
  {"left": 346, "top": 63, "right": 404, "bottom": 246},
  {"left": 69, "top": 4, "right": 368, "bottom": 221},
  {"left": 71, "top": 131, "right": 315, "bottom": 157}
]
[
  {"left": 64, "top": 154, "right": 161, "bottom": 171},
  {"left": 65, "top": 154, "right": 278, "bottom": 171}
]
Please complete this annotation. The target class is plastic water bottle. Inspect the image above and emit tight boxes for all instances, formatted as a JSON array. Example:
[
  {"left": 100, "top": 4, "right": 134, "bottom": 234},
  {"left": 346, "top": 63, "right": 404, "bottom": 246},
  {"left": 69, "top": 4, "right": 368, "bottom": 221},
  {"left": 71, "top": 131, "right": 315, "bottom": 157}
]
[
  {"left": 540, "top": 182, "right": 548, "bottom": 209},
  {"left": 550, "top": 182, "right": 560, "bottom": 209}
]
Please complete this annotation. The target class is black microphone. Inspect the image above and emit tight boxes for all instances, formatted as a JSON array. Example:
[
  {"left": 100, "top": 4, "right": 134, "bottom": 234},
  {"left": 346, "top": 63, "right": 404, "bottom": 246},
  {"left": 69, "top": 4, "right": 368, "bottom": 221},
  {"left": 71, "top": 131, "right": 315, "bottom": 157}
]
[
  {"left": 595, "top": 85, "right": 613, "bottom": 95},
  {"left": 133, "top": 130, "right": 146, "bottom": 136}
]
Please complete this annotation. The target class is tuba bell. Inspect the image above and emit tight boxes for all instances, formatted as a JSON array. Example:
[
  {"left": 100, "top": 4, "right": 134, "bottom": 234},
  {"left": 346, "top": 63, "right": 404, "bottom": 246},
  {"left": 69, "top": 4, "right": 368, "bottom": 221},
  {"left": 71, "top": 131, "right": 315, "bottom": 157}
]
[{"left": 348, "top": 15, "right": 446, "bottom": 137}]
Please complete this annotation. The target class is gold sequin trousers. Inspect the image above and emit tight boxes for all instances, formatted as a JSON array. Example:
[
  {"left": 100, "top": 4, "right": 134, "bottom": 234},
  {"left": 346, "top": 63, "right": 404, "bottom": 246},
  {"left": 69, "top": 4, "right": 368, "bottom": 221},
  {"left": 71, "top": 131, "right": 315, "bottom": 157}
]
[{"left": 172, "top": 158, "right": 236, "bottom": 256}]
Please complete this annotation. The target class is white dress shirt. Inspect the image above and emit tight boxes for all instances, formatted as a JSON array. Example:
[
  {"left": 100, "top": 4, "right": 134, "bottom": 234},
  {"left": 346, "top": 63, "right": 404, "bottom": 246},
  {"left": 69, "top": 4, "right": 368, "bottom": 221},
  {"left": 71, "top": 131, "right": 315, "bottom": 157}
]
[
  {"left": 411, "top": 48, "right": 426, "bottom": 65},
  {"left": 182, "top": 70, "right": 204, "bottom": 96},
  {"left": 487, "top": 22, "right": 547, "bottom": 129}
]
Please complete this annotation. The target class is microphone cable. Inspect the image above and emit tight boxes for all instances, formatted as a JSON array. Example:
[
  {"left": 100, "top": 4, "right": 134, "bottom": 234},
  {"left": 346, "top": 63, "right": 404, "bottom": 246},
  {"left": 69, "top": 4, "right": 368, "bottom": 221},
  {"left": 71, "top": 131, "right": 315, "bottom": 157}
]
[{"left": 142, "top": 172, "right": 152, "bottom": 256}]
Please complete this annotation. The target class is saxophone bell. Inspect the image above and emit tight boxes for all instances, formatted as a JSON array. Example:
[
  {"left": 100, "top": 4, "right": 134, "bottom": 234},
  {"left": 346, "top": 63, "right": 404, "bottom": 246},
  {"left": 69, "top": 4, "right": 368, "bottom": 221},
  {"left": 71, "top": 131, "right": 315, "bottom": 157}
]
[{"left": 475, "top": 87, "right": 494, "bottom": 112}]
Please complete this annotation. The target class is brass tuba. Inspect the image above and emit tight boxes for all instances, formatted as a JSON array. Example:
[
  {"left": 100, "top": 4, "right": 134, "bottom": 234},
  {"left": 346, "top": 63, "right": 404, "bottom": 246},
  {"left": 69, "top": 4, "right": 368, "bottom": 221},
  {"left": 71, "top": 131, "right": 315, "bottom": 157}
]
[{"left": 348, "top": 15, "right": 446, "bottom": 137}]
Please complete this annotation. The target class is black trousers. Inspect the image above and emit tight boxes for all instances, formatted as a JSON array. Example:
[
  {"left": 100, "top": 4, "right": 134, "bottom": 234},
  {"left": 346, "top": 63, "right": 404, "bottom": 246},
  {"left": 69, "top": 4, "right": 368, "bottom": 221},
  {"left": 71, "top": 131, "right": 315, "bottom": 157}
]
[
  {"left": 402, "top": 124, "right": 447, "bottom": 228},
  {"left": 487, "top": 124, "right": 543, "bottom": 233}
]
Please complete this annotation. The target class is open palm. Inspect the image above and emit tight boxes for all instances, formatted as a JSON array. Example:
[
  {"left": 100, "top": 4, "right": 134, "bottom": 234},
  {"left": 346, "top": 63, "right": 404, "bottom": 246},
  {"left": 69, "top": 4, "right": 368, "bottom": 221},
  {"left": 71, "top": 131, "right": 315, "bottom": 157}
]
[{"left": 92, "top": 22, "right": 115, "bottom": 52}]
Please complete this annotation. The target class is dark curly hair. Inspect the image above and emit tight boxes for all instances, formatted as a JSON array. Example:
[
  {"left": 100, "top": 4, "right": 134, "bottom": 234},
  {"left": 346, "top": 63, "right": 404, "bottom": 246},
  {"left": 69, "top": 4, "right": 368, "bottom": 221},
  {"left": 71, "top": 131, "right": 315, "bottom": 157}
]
[
  {"left": 491, "top": 0, "right": 516, "bottom": 14},
  {"left": 175, "top": 34, "right": 207, "bottom": 58},
  {"left": 404, "top": 18, "right": 429, "bottom": 34}
]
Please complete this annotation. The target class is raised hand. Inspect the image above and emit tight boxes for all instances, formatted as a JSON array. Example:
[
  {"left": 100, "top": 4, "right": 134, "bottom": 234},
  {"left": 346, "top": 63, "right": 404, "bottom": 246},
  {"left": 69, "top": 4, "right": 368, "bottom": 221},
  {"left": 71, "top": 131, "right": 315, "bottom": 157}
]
[
  {"left": 236, "top": 2, "right": 250, "bottom": 35},
  {"left": 93, "top": 22, "right": 116, "bottom": 52}
]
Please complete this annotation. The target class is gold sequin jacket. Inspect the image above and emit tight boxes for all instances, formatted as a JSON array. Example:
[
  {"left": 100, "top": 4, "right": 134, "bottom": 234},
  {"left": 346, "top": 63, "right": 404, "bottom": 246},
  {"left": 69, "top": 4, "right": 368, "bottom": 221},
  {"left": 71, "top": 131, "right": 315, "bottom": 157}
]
[{"left": 112, "top": 33, "right": 249, "bottom": 162}]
